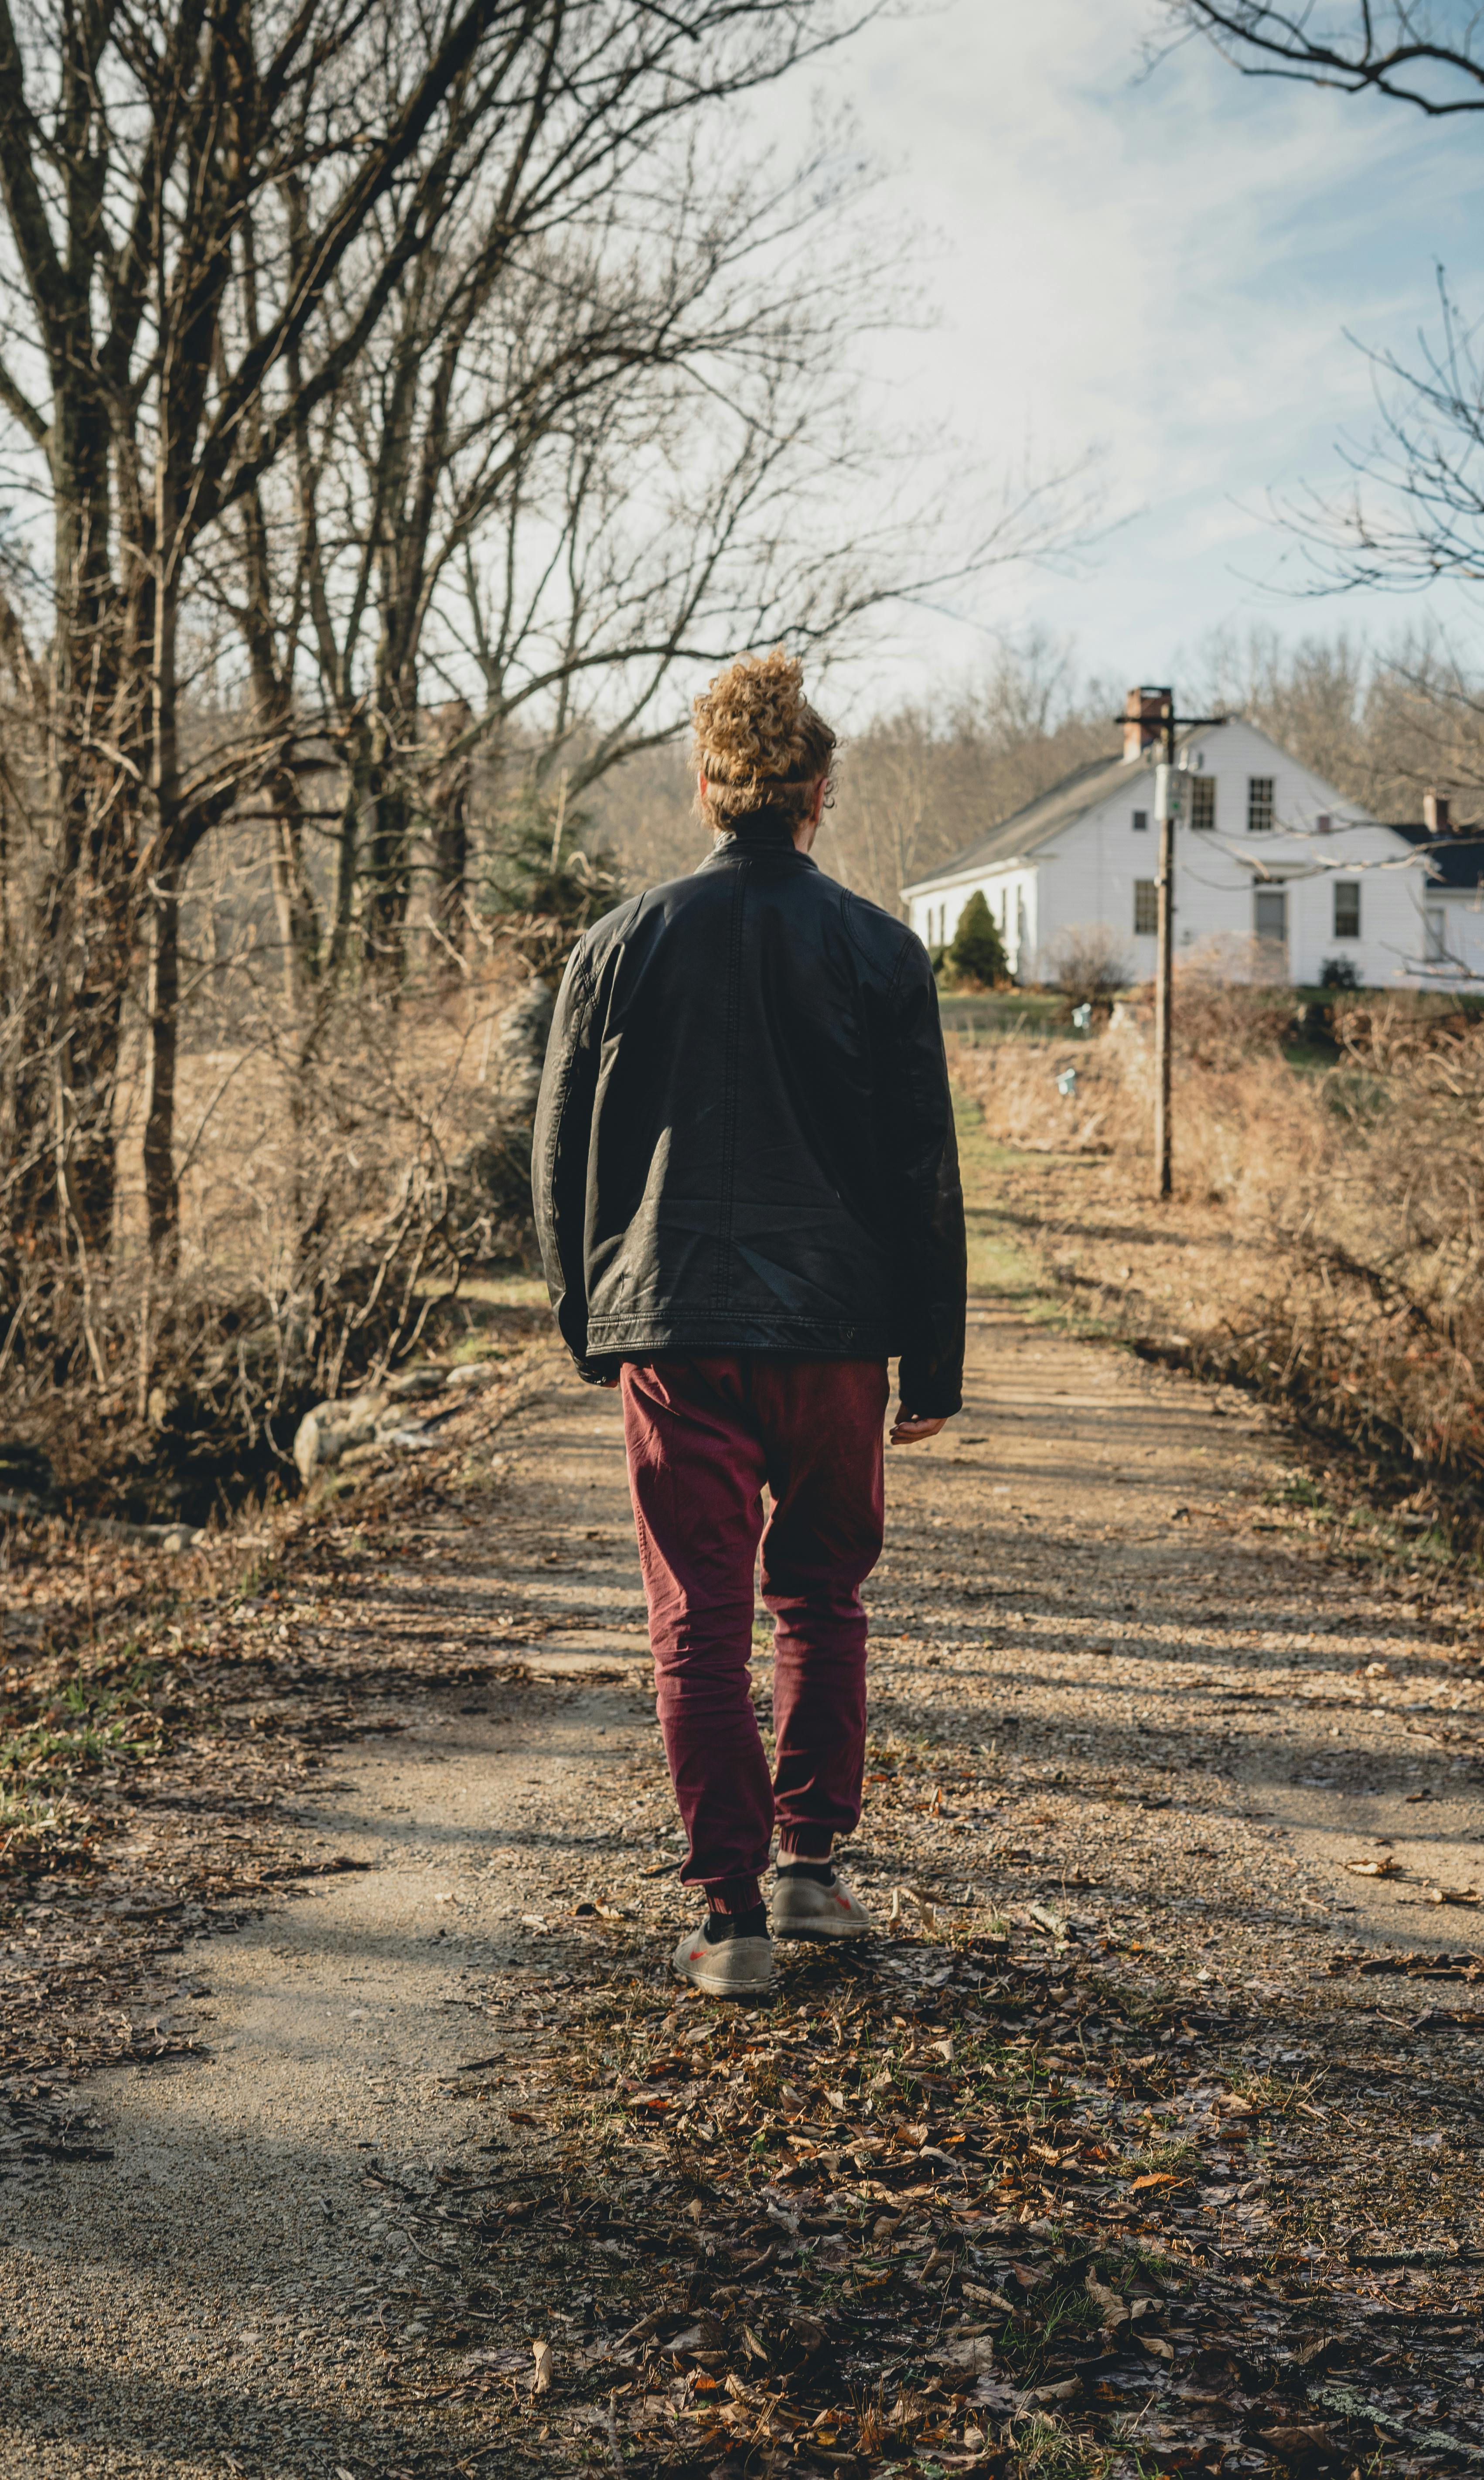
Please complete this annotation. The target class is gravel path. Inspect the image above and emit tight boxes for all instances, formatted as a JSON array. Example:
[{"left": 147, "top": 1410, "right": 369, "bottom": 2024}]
[{"left": 3, "top": 1313, "right": 1481, "bottom": 2477}]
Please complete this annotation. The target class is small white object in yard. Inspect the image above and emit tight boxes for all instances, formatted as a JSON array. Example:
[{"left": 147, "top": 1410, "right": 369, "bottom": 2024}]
[
  {"left": 446, "top": 1360, "right": 497, "bottom": 1388},
  {"left": 1071, "top": 1002, "right": 1092, "bottom": 1031},
  {"left": 531, "top": 2337, "right": 553, "bottom": 2394},
  {"left": 1056, "top": 1066, "right": 1078, "bottom": 1097},
  {"left": 385, "top": 1425, "right": 437, "bottom": 1453}
]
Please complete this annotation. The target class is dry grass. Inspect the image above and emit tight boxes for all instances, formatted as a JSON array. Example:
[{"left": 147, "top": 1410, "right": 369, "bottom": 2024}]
[
  {"left": 2, "top": 956, "right": 536, "bottom": 1517},
  {"left": 955, "top": 984, "right": 1484, "bottom": 1545}
]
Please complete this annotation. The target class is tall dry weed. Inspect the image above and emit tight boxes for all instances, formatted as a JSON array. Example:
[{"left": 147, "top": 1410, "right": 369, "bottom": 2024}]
[
  {"left": 1, "top": 957, "right": 538, "bottom": 1517},
  {"left": 957, "top": 991, "right": 1484, "bottom": 1515}
]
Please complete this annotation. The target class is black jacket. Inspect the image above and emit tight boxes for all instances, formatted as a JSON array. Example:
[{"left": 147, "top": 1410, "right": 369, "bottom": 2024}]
[{"left": 531, "top": 819, "right": 966, "bottom": 1416}]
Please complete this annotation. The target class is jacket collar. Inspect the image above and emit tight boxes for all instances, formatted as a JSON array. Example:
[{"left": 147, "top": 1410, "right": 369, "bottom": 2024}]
[{"left": 703, "top": 809, "right": 814, "bottom": 865}]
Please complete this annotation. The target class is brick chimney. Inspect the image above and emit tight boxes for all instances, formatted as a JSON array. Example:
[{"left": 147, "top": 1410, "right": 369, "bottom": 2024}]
[
  {"left": 1123, "top": 685, "right": 1172, "bottom": 763},
  {"left": 1423, "top": 788, "right": 1451, "bottom": 835}
]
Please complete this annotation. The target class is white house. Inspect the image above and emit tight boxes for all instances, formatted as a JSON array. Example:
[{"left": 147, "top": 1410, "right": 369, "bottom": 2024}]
[{"left": 901, "top": 687, "right": 1484, "bottom": 988}]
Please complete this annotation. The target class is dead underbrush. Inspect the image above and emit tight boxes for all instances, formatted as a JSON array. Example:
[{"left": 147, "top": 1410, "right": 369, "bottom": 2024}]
[
  {"left": 1, "top": 959, "right": 541, "bottom": 1524},
  {"left": 955, "top": 989, "right": 1484, "bottom": 1555}
]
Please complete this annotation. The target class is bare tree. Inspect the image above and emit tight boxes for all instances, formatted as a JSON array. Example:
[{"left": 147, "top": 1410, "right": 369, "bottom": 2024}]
[
  {"left": 823, "top": 636, "right": 1118, "bottom": 914},
  {"left": 1161, "top": 6, "right": 1484, "bottom": 114},
  {"left": 1167, "top": 6, "right": 1484, "bottom": 804},
  {"left": 0, "top": 0, "right": 875, "bottom": 1271}
]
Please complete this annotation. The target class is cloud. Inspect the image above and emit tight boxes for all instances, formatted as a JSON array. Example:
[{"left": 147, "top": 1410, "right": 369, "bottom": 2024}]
[{"left": 811, "top": 0, "right": 1484, "bottom": 692}]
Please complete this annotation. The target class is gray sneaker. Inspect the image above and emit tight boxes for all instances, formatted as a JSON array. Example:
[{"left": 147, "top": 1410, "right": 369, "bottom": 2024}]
[
  {"left": 672, "top": 1919, "right": 774, "bottom": 1998},
  {"left": 771, "top": 1866, "right": 873, "bottom": 1941}
]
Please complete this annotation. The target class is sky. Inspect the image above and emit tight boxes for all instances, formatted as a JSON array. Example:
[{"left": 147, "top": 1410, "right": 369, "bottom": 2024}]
[{"left": 793, "top": 0, "right": 1484, "bottom": 710}]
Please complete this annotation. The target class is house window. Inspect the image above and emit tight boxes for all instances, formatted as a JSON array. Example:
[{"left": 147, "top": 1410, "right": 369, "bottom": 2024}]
[
  {"left": 1334, "top": 882, "right": 1360, "bottom": 940},
  {"left": 1133, "top": 880, "right": 1158, "bottom": 936},
  {"left": 1426, "top": 907, "right": 1447, "bottom": 964},
  {"left": 1132, "top": 808, "right": 1148, "bottom": 833},
  {"left": 1189, "top": 777, "right": 1216, "bottom": 832},
  {"left": 1248, "top": 777, "right": 1275, "bottom": 833},
  {"left": 1316, "top": 813, "right": 1332, "bottom": 835}
]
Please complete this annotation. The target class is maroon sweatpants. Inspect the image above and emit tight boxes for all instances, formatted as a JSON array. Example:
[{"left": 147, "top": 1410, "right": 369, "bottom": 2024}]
[{"left": 620, "top": 1354, "right": 889, "bottom": 1908}]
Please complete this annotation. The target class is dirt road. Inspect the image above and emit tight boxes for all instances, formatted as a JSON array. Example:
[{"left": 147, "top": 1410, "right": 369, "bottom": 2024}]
[{"left": 3, "top": 1313, "right": 1483, "bottom": 2478}]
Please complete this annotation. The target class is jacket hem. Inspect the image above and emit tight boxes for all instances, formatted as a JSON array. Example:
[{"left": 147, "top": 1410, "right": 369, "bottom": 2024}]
[{"left": 585, "top": 1316, "right": 898, "bottom": 1358}]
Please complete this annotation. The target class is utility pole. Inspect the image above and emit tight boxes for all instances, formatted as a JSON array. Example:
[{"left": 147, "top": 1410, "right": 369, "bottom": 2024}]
[
  {"left": 1118, "top": 690, "right": 1227, "bottom": 1200},
  {"left": 1153, "top": 757, "right": 1178, "bottom": 1200}
]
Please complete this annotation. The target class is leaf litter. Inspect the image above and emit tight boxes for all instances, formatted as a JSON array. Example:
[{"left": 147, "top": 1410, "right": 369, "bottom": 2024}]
[{"left": 5, "top": 1317, "right": 1484, "bottom": 2475}]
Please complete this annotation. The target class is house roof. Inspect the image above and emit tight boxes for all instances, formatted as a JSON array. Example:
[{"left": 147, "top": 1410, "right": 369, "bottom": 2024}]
[
  {"left": 899, "top": 744, "right": 1156, "bottom": 897},
  {"left": 1392, "top": 826, "right": 1484, "bottom": 891}
]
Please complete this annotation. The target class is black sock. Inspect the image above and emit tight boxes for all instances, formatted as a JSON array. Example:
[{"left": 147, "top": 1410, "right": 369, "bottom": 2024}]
[
  {"left": 703, "top": 1903, "right": 769, "bottom": 1943},
  {"left": 776, "top": 1859, "right": 836, "bottom": 1887}
]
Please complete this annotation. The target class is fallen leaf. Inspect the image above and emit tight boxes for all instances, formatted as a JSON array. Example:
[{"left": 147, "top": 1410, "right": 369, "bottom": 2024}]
[
  {"left": 531, "top": 2338, "right": 553, "bottom": 2395},
  {"left": 942, "top": 2335, "right": 998, "bottom": 2373},
  {"left": 1260, "top": 2424, "right": 1331, "bottom": 2465},
  {"left": 1129, "top": 2171, "right": 1182, "bottom": 2191},
  {"left": 1342, "top": 1858, "right": 1400, "bottom": 1879}
]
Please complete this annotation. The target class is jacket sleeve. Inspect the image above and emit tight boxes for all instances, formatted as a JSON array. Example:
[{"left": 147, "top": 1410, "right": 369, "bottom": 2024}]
[
  {"left": 531, "top": 943, "right": 617, "bottom": 1384},
  {"left": 879, "top": 939, "right": 967, "bottom": 1418}
]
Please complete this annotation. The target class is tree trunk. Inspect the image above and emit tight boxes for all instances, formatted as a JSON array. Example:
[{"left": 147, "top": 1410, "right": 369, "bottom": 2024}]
[
  {"left": 428, "top": 699, "right": 473, "bottom": 969},
  {"left": 331, "top": 726, "right": 371, "bottom": 974},
  {"left": 361, "top": 700, "right": 414, "bottom": 974},
  {"left": 269, "top": 813, "right": 320, "bottom": 1006},
  {"left": 141, "top": 870, "right": 181, "bottom": 1260}
]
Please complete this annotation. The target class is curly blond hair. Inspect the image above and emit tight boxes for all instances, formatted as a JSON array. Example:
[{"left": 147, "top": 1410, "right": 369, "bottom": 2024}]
[{"left": 692, "top": 647, "right": 837, "bottom": 833}]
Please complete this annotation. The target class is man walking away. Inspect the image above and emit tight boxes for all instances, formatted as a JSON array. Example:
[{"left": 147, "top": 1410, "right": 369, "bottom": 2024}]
[{"left": 533, "top": 649, "right": 966, "bottom": 1997}]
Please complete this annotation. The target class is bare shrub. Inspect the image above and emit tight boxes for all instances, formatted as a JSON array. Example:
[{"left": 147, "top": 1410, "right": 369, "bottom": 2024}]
[
  {"left": 1253, "top": 1010, "right": 1484, "bottom": 1486},
  {"left": 958, "top": 989, "right": 1484, "bottom": 1524},
  {"left": 1173, "top": 948, "right": 1288, "bottom": 1073},
  {"left": 0, "top": 959, "right": 536, "bottom": 1518},
  {"left": 1044, "top": 922, "right": 1131, "bottom": 1006}
]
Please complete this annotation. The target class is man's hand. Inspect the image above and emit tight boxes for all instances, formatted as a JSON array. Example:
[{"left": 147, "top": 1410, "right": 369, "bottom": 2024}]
[{"left": 889, "top": 1411, "right": 948, "bottom": 1446}]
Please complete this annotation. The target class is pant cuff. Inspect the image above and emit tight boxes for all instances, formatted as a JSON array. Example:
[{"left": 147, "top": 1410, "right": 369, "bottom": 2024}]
[
  {"left": 704, "top": 1875, "right": 764, "bottom": 1915},
  {"left": 777, "top": 1828, "right": 835, "bottom": 1861}
]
